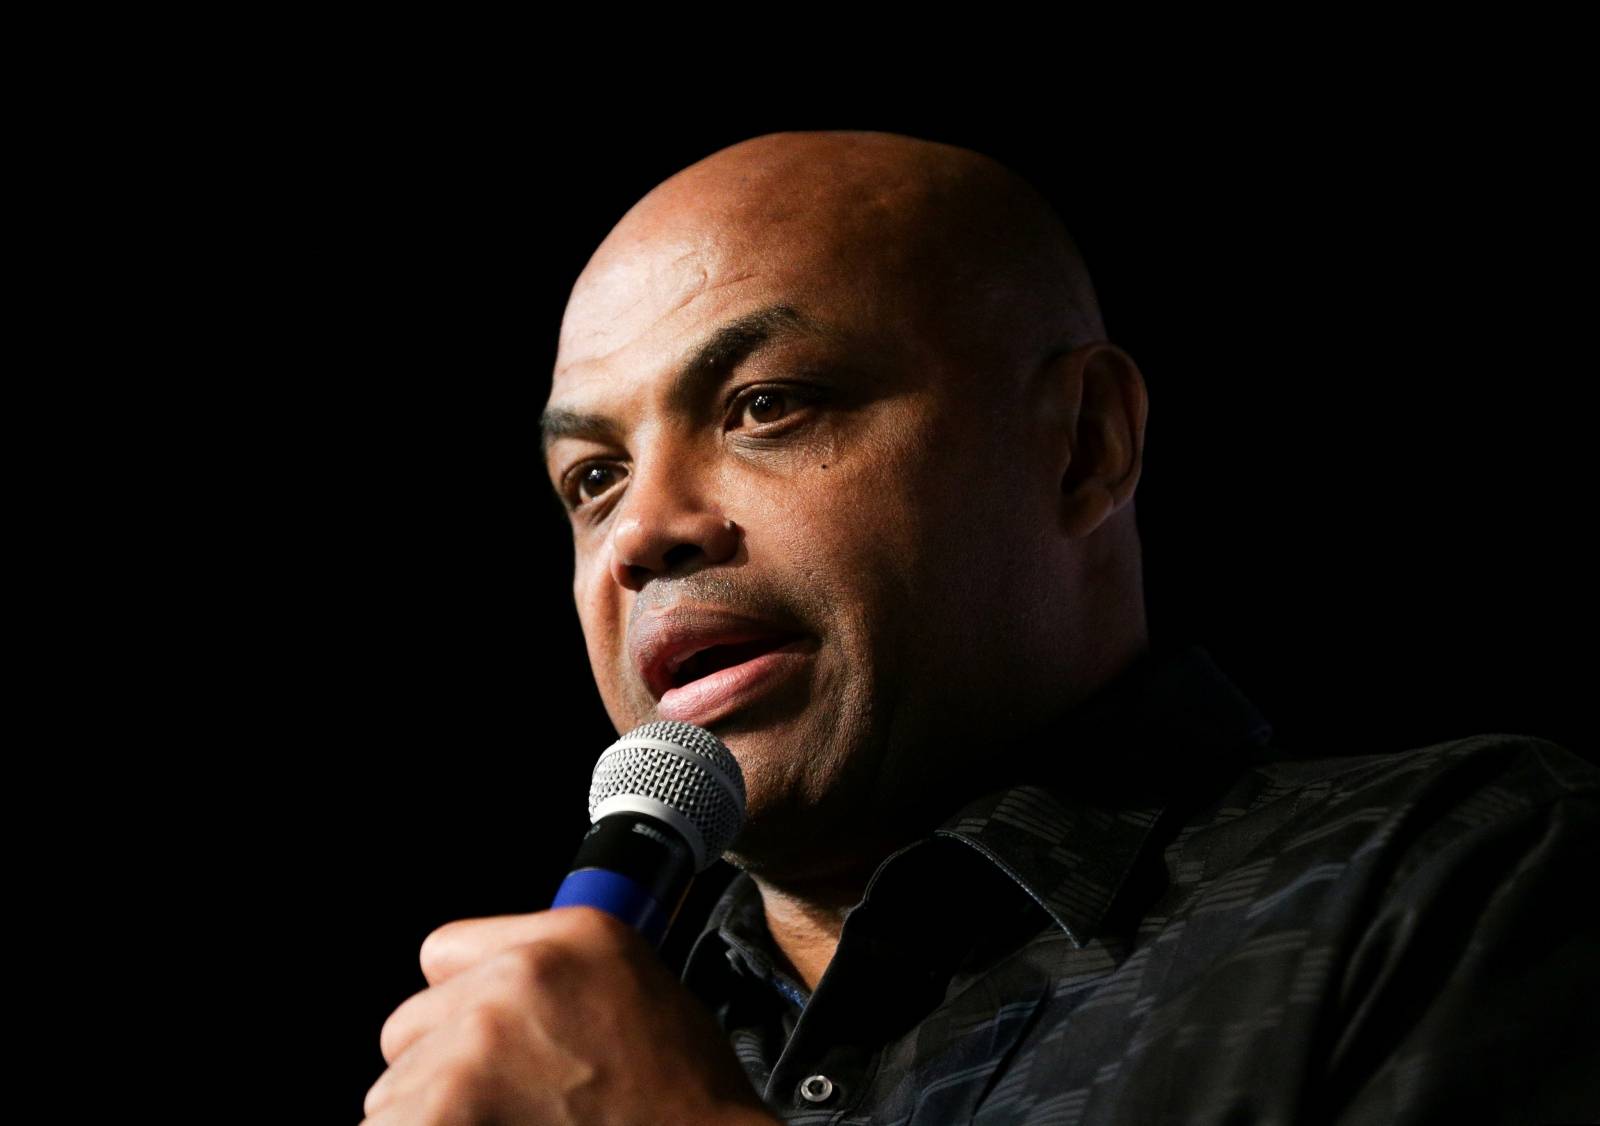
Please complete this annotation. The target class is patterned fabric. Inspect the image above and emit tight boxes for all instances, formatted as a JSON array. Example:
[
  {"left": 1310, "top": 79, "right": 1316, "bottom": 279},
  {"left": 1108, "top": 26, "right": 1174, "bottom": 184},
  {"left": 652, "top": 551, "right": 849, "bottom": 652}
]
[{"left": 676, "top": 642, "right": 1600, "bottom": 1124}]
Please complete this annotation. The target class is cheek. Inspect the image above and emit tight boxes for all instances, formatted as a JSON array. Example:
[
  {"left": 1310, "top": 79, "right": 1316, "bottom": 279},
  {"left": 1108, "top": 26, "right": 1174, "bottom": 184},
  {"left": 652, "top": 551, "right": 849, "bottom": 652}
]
[
  {"left": 811, "top": 429, "right": 1012, "bottom": 661},
  {"left": 756, "top": 453, "right": 929, "bottom": 645},
  {"left": 572, "top": 550, "right": 627, "bottom": 699}
]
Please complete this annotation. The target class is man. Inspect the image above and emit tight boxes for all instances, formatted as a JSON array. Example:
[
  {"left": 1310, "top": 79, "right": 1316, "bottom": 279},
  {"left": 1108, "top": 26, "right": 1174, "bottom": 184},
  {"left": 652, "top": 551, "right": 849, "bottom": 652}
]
[{"left": 363, "top": 131, "right": 1598, "bottom": 1124}]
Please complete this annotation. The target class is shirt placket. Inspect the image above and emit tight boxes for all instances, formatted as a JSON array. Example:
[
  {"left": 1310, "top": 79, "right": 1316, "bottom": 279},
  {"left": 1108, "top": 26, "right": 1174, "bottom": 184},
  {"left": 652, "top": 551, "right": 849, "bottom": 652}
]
[{"left": 761, "top": 846, "right": 965, "bottom": 1118}]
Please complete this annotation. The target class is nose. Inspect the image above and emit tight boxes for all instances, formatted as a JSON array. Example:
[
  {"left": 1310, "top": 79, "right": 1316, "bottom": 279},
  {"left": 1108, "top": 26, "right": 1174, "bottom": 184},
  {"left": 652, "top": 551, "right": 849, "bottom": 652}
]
[{"left": 605, "top": 465, "right": 740, "bottom": 592}]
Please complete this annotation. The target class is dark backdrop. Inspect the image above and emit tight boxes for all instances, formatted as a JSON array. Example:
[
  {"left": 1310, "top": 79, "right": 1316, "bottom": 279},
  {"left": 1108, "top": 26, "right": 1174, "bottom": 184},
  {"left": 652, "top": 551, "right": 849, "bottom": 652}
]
[{"left": 259, "top": 104, "right": 1589, "bottom": 1119}]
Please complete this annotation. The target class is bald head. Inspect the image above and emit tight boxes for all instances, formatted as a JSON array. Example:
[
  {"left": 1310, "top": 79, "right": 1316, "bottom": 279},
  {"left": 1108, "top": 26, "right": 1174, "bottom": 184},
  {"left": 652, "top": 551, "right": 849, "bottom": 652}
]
[{"left": 557, "top": 130, "right": 1105, "bottom": 396}]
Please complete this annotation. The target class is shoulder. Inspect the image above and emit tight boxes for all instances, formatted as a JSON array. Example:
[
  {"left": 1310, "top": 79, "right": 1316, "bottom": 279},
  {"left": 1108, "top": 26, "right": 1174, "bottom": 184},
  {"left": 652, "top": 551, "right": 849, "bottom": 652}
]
[
  {"left": 1189, "top": 734, "right": 1599, "bottom": 985},
  {"left": 1274, "top": 738, "right": 1600, "bottom": 1121},
  {"left": 1220, "top": 732, "right": 1596, "bottom": 859},
  {"left": 1249, "top": 731, "right": 1596, "bottom": 800},
  {"left": 1164, "top": 734, "right": 1597, "bottom": 932},
  {"left": 1162, "top": 736, "right": 1598, "bottom": 1118}
]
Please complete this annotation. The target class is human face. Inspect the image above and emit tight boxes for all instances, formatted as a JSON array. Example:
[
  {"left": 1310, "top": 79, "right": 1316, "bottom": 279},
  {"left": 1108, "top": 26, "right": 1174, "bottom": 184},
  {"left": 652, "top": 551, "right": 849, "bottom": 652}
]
[{"left": 543, "top": 219, "right": 1056, "bottom": 871}]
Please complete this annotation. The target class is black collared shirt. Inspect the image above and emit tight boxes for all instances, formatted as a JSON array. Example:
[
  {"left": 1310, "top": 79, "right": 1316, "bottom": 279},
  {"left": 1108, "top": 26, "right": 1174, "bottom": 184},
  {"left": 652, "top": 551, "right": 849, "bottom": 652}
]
[{"left": 676, "top": 642, "right": 1600, "bottom": 1124}]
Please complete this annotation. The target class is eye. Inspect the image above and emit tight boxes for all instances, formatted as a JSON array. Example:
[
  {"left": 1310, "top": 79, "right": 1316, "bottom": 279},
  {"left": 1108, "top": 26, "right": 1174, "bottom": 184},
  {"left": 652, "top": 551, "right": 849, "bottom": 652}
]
[
  {"left": 729, "top": 385, "right": 813, "bottom": 431},
  {"left": 563, "top": 463, "right": 626, "bottom": 510}
]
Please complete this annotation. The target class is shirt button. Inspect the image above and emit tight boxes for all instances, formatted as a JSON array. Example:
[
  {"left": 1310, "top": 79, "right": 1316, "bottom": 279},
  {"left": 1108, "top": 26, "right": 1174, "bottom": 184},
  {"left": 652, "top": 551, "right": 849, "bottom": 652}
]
[{"left": 798, "top": 1074, "right": 835, "bottom": 1104}]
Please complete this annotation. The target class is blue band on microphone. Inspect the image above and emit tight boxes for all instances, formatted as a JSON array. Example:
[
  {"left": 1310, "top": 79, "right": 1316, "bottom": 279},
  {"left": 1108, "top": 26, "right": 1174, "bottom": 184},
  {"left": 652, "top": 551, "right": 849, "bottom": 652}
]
[{"left": 551, "top": 867, "right": 670, "bottom": 946}]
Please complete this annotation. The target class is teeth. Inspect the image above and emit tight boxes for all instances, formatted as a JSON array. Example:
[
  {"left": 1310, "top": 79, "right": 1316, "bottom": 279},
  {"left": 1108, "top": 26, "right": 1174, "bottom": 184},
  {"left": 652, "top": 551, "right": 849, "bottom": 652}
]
[{"left": 668, "top": 646, "right": 710, "bottom": 677}]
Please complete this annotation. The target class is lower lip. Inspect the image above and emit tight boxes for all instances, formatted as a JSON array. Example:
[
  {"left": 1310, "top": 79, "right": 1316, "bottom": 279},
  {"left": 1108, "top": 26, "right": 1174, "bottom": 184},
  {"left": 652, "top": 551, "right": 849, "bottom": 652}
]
[{"left": 656, "top": 638, "right": 812, "bottom": 725}]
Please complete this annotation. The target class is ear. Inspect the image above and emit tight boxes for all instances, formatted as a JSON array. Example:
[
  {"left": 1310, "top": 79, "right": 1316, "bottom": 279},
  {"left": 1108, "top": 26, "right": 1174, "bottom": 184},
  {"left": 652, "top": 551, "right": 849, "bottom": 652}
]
[{"left": 1040, "top": 342, "right": 1149, "bottom": 539}]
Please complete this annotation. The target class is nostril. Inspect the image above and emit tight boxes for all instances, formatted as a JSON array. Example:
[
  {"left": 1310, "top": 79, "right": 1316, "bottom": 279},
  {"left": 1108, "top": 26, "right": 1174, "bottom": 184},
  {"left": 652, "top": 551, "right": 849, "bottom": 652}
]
[
  {"left": 619, "top": 546, "right": 698, "bottom": 589},
  {"left": 661, "top": 543, "right": 702, "bottom": 572}
]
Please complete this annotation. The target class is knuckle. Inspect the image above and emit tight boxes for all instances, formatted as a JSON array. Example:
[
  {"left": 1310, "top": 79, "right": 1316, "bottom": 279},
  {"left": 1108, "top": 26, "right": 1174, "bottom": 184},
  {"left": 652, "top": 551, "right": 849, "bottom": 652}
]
[
  {"left": 548, "top": 905, "right": 636, "bottom": 962},
  {"left": 378, "top": 1005, "right": 411, "bottom": 1064},
  {"left": 568, "top": 904, "right": 631, "bottom": 943},
  {"left": 460, "top": 1005, "right": 511, "bottom": 1056},
  {"left": 362, "top": 1072, "right": 391, "bottom": 1117},
  {"left": 558, "top": 902, "right": 619, "bottom": 931},
  {"left": 427, "top": 1065, "right": 489, "bottom": 1123},
  {"left": 418, "top": 925, "right": 457, "bottom": 978},
  {"left": 509, "top": 940, "right": 569, "bottom": 989}
]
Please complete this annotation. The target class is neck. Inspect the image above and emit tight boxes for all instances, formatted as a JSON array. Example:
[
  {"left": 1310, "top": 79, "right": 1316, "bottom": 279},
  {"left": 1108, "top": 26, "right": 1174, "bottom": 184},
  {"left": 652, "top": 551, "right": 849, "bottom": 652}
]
[{"left": 745, "top": 861, "right": 877, "bottom": 992}]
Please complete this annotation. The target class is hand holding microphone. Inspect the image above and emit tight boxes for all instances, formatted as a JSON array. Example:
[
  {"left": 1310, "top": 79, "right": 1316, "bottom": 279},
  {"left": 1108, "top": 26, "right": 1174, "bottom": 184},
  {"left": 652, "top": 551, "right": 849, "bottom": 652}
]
[{"left": 363, "top": 723, "right": 776, "bottom": 1126}]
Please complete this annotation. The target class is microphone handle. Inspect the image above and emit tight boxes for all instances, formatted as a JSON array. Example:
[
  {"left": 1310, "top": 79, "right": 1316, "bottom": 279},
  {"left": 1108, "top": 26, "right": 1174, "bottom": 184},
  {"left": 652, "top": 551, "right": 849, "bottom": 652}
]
[{"left": 551, "top": 811, "right": 697, "bottom": 947}]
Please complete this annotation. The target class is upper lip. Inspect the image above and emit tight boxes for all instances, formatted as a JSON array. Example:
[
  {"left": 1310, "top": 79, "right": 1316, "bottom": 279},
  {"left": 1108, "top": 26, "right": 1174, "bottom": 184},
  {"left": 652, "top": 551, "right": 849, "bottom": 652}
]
[{"left": 631, "top": 606, "right": 807, "bottom": 701}]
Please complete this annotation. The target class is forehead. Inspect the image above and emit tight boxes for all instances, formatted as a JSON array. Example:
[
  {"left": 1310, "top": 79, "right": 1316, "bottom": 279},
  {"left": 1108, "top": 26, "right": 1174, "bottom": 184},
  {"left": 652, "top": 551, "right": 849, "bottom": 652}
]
[{"left": 546, "top": 207, "right": 933, "bottom": 429}]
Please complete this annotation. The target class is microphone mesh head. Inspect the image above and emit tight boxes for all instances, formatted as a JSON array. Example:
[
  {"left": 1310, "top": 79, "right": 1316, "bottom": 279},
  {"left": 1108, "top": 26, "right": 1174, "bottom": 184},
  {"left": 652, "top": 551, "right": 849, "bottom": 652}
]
[{"left": 588, "top": 721, "right": 746, "bottom": 868}]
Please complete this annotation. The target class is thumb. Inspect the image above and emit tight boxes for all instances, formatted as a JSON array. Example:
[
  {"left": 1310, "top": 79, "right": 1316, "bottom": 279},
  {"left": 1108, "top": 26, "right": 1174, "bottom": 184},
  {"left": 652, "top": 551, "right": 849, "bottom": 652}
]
[{"left": 418, "top": 906, "right": 633, "bottom": 984}]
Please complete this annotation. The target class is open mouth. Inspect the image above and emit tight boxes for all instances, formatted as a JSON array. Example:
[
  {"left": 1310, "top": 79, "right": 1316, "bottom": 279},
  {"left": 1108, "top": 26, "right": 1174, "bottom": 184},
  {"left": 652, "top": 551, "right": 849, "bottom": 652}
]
[{"left": 671, "top": 635, "right": 803, "bottom": 689}]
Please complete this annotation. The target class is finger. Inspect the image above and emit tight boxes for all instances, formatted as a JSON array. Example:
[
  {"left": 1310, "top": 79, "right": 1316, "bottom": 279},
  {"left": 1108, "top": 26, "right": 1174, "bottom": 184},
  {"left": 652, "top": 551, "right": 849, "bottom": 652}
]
[
  {"left": 380, "top": 985, "right": 440, "bottom": 1067},
  {"left": 366, "top": 1014, "right": 498, "bottom": 1120},
  {"left": 386, "top": 922, "right": 618, "bottom": 1065},
  {"left": 419, "top": 905, "right": 633, "bottom": 985},
  {"left": 381, "top": 950, "right": 523, "bottom": 1065},
  {"left": 360, "top": 1069, "right": 481, "bottom": 1126}
]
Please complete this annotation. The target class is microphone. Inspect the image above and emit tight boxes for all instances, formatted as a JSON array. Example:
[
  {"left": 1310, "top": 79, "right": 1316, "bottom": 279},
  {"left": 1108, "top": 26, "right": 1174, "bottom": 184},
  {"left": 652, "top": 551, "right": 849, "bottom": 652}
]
[{"left": 550, "top": 720, "right": 747, "bottom": 948}]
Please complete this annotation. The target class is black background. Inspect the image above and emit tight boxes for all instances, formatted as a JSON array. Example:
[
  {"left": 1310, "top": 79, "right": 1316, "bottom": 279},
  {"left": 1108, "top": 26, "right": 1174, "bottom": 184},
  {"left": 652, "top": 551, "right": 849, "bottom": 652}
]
[{"left": 224, "top": 87, "right": 1590, "bottom": 1119}]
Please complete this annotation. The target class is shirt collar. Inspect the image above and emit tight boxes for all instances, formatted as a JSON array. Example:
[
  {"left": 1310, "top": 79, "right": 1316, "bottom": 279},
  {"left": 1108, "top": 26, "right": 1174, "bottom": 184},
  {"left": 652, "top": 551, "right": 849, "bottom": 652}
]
[
  {"left": 931, "top": 641, "right": 1273, "bottom": 944},
  {"left": 681, "top": 641, "right": 1274, "bottom": 991}
]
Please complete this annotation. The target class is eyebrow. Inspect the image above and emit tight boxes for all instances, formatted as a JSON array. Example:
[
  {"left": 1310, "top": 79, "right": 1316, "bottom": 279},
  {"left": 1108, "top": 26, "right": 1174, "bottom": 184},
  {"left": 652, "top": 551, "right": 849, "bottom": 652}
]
[{"left": 540, "top": 302, "right": 829, "bottom": 460}]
